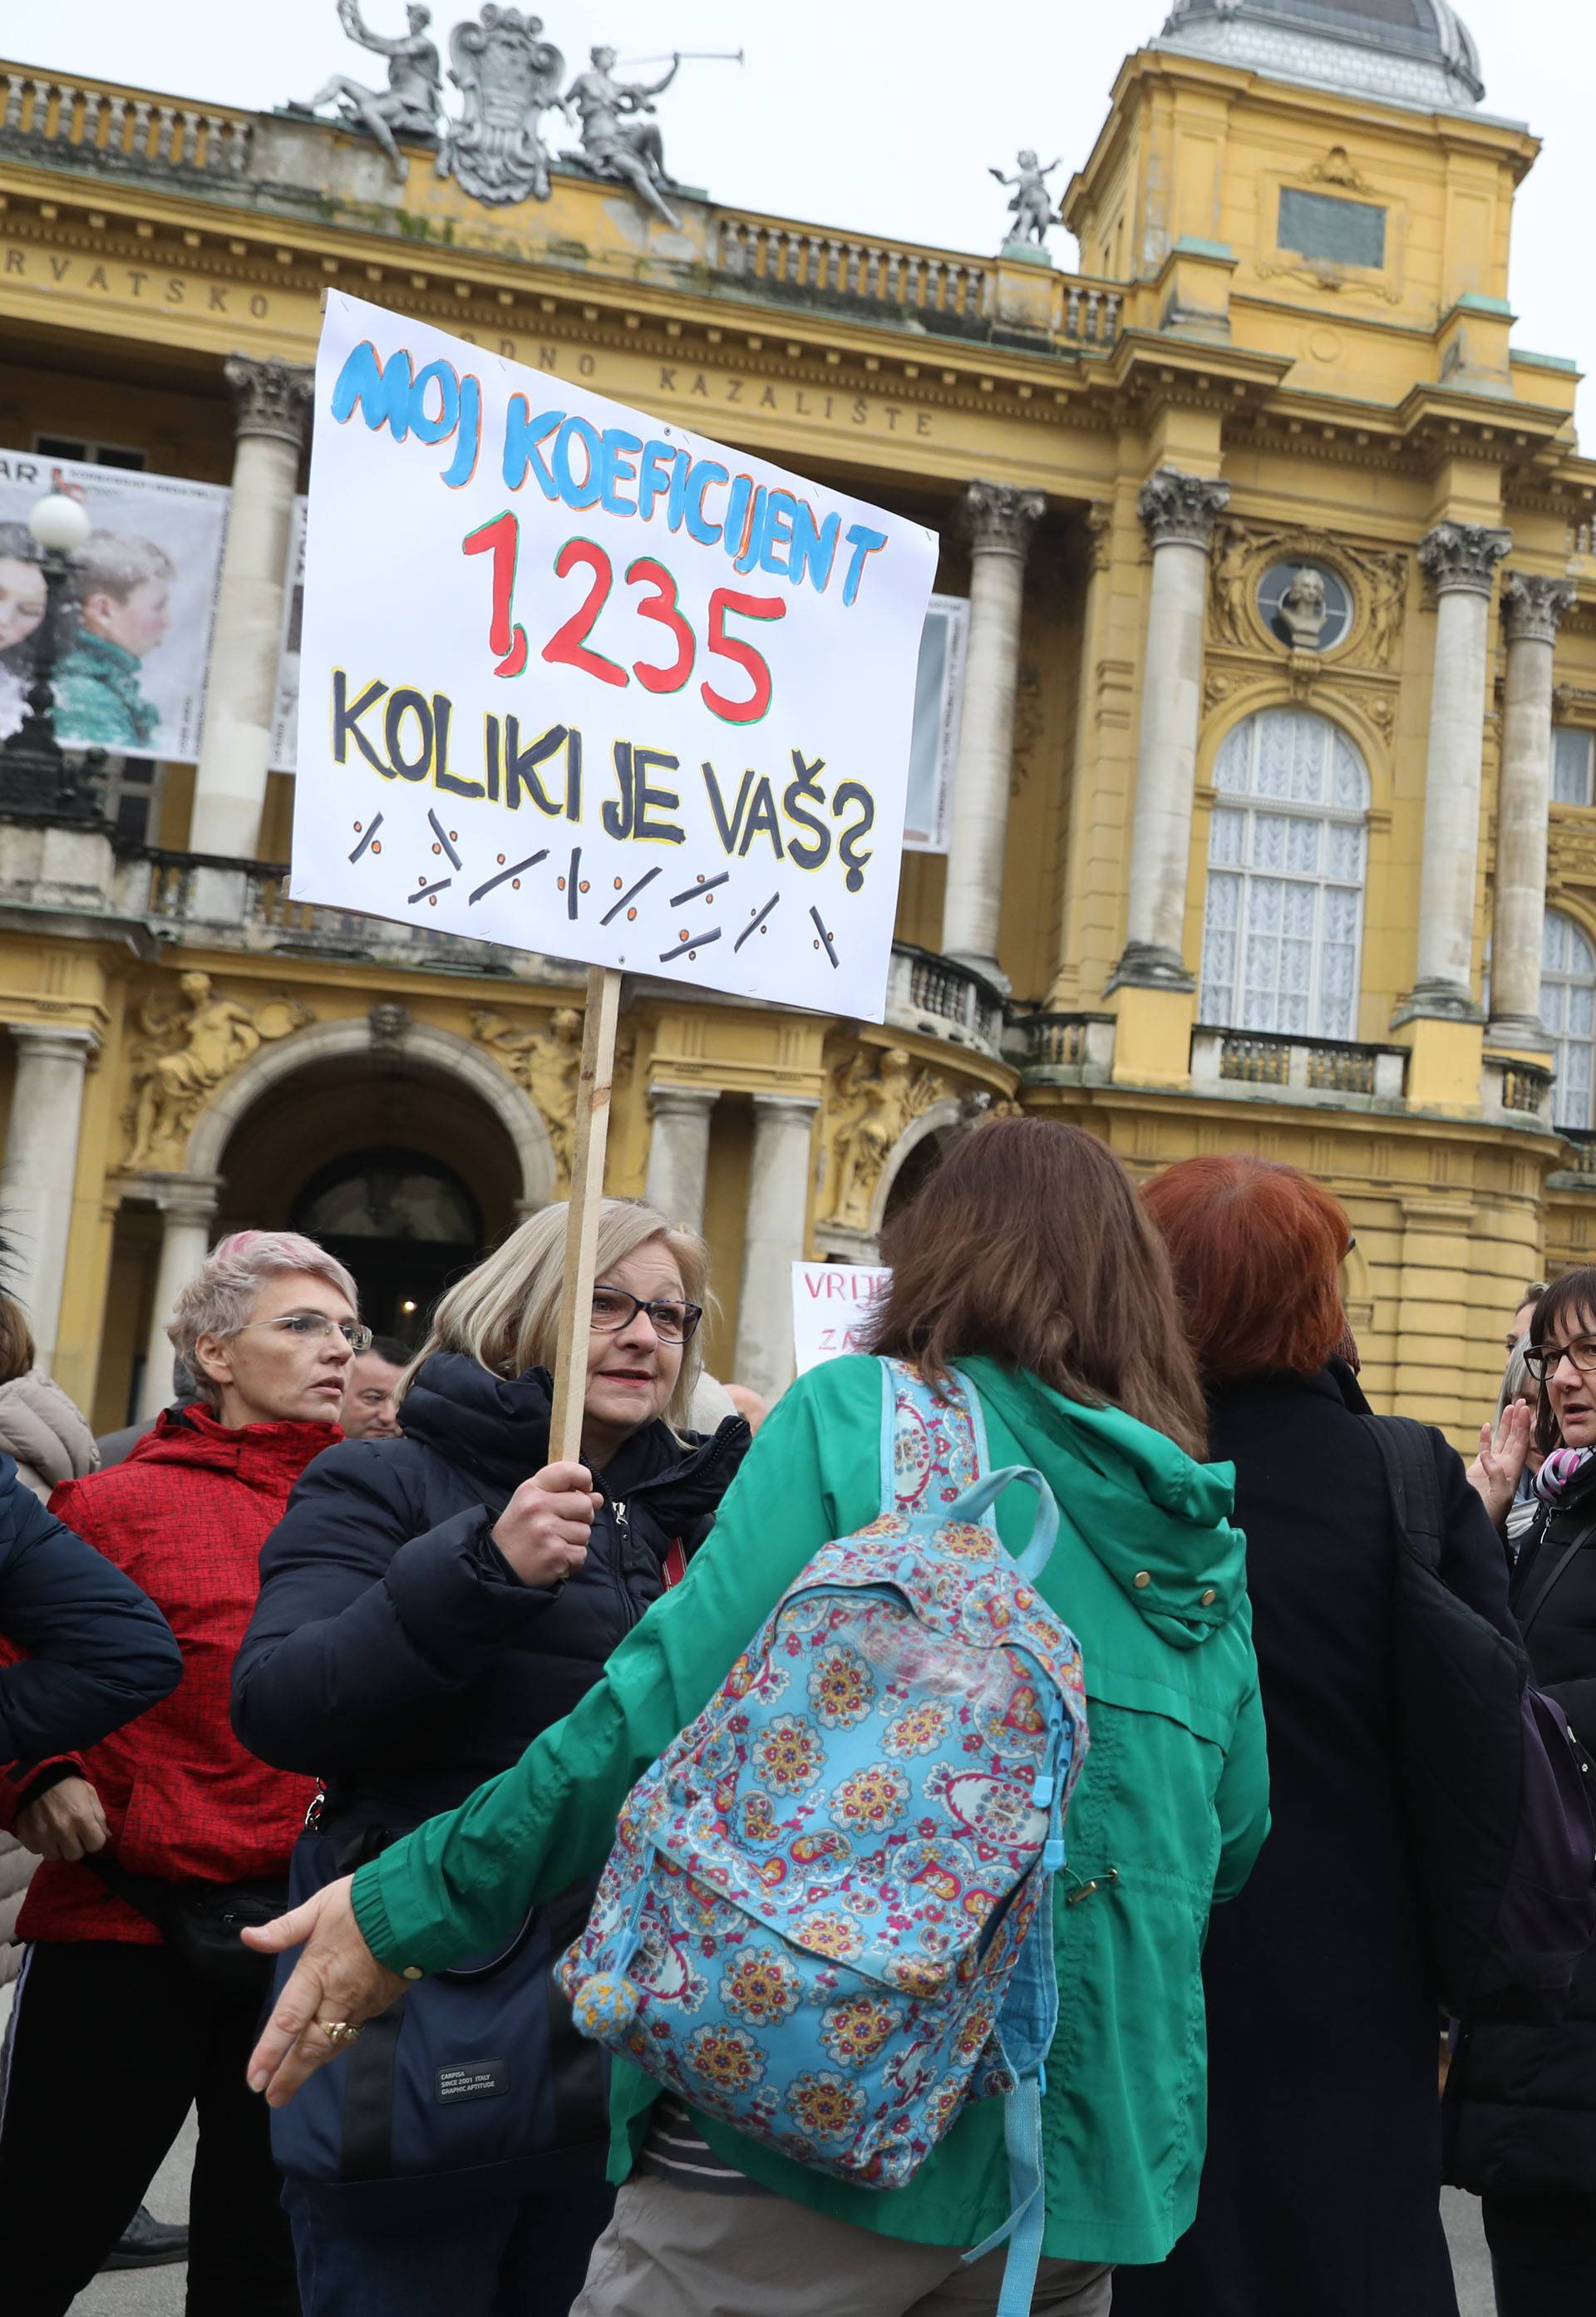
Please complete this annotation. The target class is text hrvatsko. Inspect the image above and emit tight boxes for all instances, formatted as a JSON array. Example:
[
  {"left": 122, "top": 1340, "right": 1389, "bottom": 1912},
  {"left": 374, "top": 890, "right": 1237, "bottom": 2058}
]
[{"left": 329, "top": 678, "right": 879, "bottom": 893}]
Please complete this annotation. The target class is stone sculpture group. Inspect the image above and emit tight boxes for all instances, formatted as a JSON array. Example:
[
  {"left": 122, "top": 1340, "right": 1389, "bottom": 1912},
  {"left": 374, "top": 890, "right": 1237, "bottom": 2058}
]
[{"left": 294, "top": 0, "right": 690, "bottom": 221}]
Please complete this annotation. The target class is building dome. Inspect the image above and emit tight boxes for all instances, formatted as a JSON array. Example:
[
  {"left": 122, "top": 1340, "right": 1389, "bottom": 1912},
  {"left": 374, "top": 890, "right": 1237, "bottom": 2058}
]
[{"left": 1158, "top": 0, "right": 1485, "bottom": 110}]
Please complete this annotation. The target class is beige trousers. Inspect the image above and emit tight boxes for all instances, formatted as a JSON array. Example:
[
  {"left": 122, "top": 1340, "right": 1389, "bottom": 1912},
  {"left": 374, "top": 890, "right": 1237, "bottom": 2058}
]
[{"left": 572, "top": 2176, "right": 1114, "bottom": 2317}]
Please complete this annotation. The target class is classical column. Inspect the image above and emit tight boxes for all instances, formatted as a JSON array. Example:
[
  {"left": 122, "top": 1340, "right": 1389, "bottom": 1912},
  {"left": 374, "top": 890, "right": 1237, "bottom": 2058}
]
[
  {"left": 188, "top": 355, "right": 313, "bottom": 860},
  {"left": 732, "top": 1093, "right": 820, "bottom": 1403},
  {"left": 1489, "top": 573, "right": 1577, "bottom": 1046},
  {"left": 1111, "top": 469, "right": 1231, "bottom": 988},
  {"left": 2, "top": 1025, "right": 96, "bottom": 1371},
  {"left": 135, "top": 1176, "right": 222, "bottom": 1419},
  {"left": 643, "top": 1083, "right": 718, "bottom": 1234},
  {"left": 1405, "top": 520, "right": 1512, "bottom": 1017},
  {"left": 939, "top": 481, "right": 1046, "bottom": 988}
]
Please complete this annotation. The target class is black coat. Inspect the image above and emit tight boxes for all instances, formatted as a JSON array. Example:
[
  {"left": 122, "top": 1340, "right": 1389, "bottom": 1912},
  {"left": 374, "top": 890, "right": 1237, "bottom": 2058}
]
[
  {"left": 1114, "top": 1365, "right": 1516, "bottom": 2317},
  {"left": 1446, "top": 1458, "right": 1596, "bottom": 2197},
  {"left": 232, "top": 1353, "right": 749, "bottom": 1840},
  {"left": 0, "top": 1456, "right": 181, "bottom": 1771}
]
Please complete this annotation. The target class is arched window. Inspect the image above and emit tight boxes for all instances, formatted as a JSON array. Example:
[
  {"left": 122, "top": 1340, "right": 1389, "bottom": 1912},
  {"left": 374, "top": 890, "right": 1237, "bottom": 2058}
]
[
  {"left": 1543, "top": 910, "right": 1596, "bottom": 1132},
  {"left": 1199, "top": 708, "right": 1369, "bottom": 1041}
]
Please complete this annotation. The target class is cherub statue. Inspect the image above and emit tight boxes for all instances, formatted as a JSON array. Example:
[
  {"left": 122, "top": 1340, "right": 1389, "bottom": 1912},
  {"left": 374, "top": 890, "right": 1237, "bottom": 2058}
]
[
  {"left": 126, "top": 974, "right": 311, "bottom": 1170},
  {"left": 297, "top": 1, "right": 443, "bottom": 180},
  {"left": 989, "top": 150, "right": 1062, "bottom": 248},
  {"left": 563, "top": 46, "right": 682, "bottom": 229},
  {"left": 827, "top": 1048, "right": 943, "bottom": 1231},
  {"left": 472, "top": 1006, "right": 584, "bottom": 1181}
]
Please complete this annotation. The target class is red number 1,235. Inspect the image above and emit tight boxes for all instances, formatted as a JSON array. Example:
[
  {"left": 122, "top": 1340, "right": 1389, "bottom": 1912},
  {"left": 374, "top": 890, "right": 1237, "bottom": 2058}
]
[{"left": 463, "top": 515, "right": 786, "bottom": 725}]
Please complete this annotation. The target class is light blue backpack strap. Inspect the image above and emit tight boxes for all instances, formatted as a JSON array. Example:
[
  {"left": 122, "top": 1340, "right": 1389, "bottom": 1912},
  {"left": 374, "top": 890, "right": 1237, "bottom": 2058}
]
[
  {"left": 881, "top": 1358, "right": 994, "bottom": 1524},
  {"left": 947, "top": 1466, "right": 1060, "bottom": 1578},
  {"left": 962, "top": 2069, "right": 1047, "bottom": 2316}
]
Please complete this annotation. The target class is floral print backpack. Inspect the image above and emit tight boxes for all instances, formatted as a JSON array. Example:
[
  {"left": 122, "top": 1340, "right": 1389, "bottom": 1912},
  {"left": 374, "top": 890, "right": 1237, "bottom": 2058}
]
[{"left": 559, "top": 1360, "right": 1090, "bottom": 2315}]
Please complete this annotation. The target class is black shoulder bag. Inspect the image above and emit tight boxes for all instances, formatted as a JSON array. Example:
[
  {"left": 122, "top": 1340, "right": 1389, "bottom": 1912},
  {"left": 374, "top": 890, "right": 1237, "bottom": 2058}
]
[
  {"left": 87, "top": 1852, "right": 287, "bottom": 2005},
  {"left": 1363, "top": 1414, "right": 1596, "bottom": 2017}
]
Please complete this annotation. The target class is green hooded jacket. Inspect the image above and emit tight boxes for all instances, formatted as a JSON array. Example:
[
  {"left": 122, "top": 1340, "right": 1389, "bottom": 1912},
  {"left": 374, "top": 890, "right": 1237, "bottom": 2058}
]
[{"left": 352, "top": 1353, "right": 1268, "bottom": 2266}]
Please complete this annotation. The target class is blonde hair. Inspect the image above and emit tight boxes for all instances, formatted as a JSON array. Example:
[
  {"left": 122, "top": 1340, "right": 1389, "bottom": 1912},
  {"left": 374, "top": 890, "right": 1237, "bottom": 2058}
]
[
  {"left": 403, "top": 1197, "right": 709, "bottom": 1432},
  {"left": 170, "top": 1229, "right": 360, "bottom": 1411}
]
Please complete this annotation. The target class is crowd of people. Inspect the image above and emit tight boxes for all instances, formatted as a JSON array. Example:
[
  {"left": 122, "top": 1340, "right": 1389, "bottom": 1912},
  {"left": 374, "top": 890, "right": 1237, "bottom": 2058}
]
[{"left": 0, "top": 1125, "right": 1594, "bottom": 2317}]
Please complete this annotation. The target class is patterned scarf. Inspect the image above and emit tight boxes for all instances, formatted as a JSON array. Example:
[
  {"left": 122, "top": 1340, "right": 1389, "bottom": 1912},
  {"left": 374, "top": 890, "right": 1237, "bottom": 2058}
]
[{"left": 1535, "top": 1444, "right": 1596, "bottom": 1506}]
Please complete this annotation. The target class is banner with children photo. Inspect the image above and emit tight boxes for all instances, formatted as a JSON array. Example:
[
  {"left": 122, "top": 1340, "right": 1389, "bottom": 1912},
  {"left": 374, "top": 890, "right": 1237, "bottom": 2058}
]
[{"left": 0, "top": 447, "right": 229, "bottom": 762}]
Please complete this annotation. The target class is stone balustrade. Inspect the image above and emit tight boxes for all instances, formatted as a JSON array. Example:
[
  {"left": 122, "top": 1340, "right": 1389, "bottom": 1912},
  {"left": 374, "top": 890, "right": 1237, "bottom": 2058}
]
[
  {"left": 1190, "top": 1027, "right": 1408, "bottom": 1104},
  {"left": 1004, "top": 1012, "right": 1116, "bottom": 1082},
  {"left": 882, "top": 942, "right": 1006, "bottom": 1057},
  {"left": 0, "top": 68, "right": 250, "bottom": 175},
  {"left": 1480, "top": 1053, "right": 1555, "bottom": 1129},
  {"left": 712, "top": 213, "right": 1122, "bottom": 348}
]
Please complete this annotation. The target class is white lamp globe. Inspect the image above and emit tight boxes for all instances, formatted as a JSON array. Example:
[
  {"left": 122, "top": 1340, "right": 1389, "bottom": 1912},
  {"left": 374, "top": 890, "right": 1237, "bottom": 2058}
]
[{"left": 27, "top": 491, "right": 92, "bottom": 555}]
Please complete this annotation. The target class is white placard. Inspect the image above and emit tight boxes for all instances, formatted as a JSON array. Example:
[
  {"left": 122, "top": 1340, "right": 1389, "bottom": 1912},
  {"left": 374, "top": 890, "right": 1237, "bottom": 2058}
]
[
  {"left": 792, "top": 1260, "right": 890, "bottom": 1373},
  {"left": 904, "top": 594, "right": 968, "bottom": 853},
  {"left": 269, "top": 492, "right": 308, "bottom": 773},
  {"left": 0, "top": 446, "right": 229, "bottom": 761},
  {"left": 289, "top": 293, "right": 938, "bottom": 1020}
]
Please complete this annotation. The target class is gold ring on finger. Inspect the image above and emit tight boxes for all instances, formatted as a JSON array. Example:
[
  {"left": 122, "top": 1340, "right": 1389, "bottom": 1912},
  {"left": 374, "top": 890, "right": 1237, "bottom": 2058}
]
[{"left": 319, "top": 2019, "right": 362, "bottom": 2046}]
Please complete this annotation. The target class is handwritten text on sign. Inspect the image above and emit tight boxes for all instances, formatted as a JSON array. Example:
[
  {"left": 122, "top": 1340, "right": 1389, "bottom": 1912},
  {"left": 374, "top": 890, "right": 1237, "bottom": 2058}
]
[
  {"left": 792, "top": 1263, "right": 890, "bottom": 1374},
  {"left": 290, "top": 294, "right": 938, "bottom": 1018}
]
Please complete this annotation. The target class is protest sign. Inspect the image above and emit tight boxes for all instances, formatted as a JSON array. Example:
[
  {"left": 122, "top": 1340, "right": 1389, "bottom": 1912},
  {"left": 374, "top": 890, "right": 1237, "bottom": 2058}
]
[
  {"left": 792, "top": 1261, "right": 890, "bottom": 1373},
  {"left": 288, "top": 293, "right": 938, "bottom": 1022},
  {"left": 0, "top": 446, "right": 229, "bottom": 761}
]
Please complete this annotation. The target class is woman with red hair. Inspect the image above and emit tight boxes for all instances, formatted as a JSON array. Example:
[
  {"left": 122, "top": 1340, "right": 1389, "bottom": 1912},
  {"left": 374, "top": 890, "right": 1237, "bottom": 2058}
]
[{"left": 1115, "top": 1155, "right": 1520, "bottom": 2317}]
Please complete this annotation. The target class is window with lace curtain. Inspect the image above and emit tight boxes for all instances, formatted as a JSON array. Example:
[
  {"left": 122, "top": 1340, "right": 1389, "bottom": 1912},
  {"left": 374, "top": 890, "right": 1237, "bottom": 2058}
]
[
  {"left": 1199, "top": 708, "right": 1370, "bottom": 1042},
  {"left": 1542, "top": 909, "right": 1596, "bottom": 1132}
]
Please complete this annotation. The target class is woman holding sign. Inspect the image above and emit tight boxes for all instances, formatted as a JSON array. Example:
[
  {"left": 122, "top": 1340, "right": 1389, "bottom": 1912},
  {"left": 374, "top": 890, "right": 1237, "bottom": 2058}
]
[
  {"left": 231, "top": 1197, "right": 749, "bottom": 2317},
  {"left": 243, "top": 1122, "right": 1267, "bottom": 2316}
]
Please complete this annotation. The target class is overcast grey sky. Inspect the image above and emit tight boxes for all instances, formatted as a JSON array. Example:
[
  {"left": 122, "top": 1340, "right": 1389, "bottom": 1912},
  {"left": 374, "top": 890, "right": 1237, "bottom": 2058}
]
[{"left": 6, "top": 0, "right": 1590, "bottom": 432}]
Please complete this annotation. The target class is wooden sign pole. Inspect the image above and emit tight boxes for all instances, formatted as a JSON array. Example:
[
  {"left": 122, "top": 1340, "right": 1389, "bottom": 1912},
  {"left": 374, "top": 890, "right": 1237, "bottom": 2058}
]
[{"left": 549, "top": 965, "right": 623, "bottom": 1467}]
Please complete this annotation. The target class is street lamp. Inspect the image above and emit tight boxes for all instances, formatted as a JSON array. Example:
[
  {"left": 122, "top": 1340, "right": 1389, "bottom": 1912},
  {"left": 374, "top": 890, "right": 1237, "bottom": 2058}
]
[{"left": 0, "top": 487, "right": 103, "bottom": 820}]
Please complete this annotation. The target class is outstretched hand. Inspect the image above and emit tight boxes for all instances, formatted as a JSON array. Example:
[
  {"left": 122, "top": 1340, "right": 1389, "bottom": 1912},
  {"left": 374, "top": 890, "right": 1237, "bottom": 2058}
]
[
  {"left": 242, "top": 1876, "right": 410, "bottom": 2107},
  {"left": 1465, "top": 1399, "right": 1534, "bottom": 1532}
]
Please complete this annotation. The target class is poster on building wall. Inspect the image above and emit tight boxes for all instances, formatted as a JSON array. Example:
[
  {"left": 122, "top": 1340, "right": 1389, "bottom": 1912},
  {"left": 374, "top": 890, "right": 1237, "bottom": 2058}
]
[
  {"left": 0, "top": 446, "right": 229, "bottom": 761},
  {"left": 903, "top": 594, "right": 968, "bottom": 852},
  {"left": 288, "top": 293, "right": 939, "bottom": 1020},
  {"left": 269, "top": 493, "right": 308, "bottom": 773},
  {"left": 792, "top": 1261, "right": 891, "bottom": 1373}
]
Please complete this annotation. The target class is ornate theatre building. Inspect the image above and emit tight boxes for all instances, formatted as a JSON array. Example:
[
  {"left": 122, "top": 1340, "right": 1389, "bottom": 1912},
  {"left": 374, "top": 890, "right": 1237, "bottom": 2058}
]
[{"left": 1, "top": 0, "right": 1593, "bottom": 1442}]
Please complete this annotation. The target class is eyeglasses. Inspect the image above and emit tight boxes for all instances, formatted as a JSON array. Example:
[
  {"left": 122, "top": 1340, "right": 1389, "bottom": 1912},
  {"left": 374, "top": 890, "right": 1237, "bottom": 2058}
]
[
  {"left": 590, "top": 1285, "right": 702, "bottom": 1345},
  {"left": 234, "top": 1314, "right": 372, "bottom": 1353},
  {"left": 1522, "top": 1336, "right": 1596, "bottom": 1383}
]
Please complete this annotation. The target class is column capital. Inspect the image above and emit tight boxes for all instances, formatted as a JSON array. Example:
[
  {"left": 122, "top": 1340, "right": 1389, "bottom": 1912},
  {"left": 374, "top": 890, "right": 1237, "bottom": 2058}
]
[
  {"left": 962, "top": 480, "right": 1046, "bottom": 558},
  {"left": 224, "top": 353, "right": 314, "bottom": 446},
  {"left": 1417, "top": 520, "right": 1511, "bottom": 599},
  {"left": 141, "top": 1171, "right": 225, "bottom": 1226},
  {"left": 8, "top": 1022, "right": 97, "bottom": 1064},
  {"left": 1136, "top": 468, "right": 1229, "bottom": 552},
  {"left": 646, "top": 1081, "right": 720, "bottom": 1120},
  {"left": 1501, "top": 570, "right": 1578, "bottom": 646},
  {"left": 750, "top": 1091, "right": 821, "bottom": 1117}
]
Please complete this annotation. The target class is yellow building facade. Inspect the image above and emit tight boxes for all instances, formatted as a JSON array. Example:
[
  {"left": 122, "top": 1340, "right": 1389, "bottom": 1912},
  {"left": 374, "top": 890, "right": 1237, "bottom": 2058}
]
[{"left": 2, "top": 0, "right": 1594, "bottom": 1445}]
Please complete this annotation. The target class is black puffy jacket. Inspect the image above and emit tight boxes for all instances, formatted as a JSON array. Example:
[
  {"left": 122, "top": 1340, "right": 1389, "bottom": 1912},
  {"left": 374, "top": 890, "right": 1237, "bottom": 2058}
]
[
  {"left": 231, "top": 1353, "right": 748, "bottom": 1841},
  {"left": 1446, "top": 1459, "right": 1596, "bottom": 2196},
  {"left": 0, "top": 1455, "right": 181, "bottom": 1773}
]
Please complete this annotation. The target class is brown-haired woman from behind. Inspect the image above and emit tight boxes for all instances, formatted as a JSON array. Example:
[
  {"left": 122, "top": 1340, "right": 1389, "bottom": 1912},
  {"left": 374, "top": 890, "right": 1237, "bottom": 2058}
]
[
  {"left": 1117, "top": 1154, "right": 1522, "bottom": 2317},
  {"left": 243, "top": 1117, "right": 1268, "bottom": 2317}
]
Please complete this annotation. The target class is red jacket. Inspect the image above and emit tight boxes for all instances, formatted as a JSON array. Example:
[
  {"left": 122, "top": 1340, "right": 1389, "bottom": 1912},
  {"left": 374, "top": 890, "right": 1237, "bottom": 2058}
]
[{"left": 5, "top": 1406, "right": 336, "bottom": 1945}]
